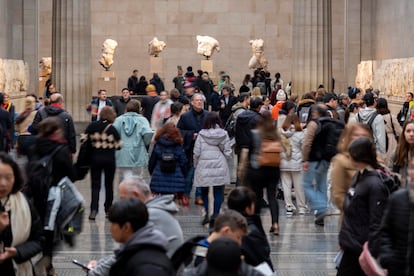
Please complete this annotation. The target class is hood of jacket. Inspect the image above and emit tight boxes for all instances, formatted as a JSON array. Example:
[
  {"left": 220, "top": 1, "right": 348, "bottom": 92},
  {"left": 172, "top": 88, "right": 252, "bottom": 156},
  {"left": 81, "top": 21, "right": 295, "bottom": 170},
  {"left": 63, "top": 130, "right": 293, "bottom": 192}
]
[
  {"left": 231, "top": 102, "right": 247, "bottom": 112},
  {"left": 44, "top": 105, "right": 64, "bottom": 116},
  {"left": 116, "top": 223, "right": 168, "bottom": 257},
  {"left": 298, "top": 98, "right": 315, "bottom": 107},
  {"left": 146, "top": 194, "right": 179, "bottom": 215},
  {"left": 119, "top": 112, "right": 142, "bottom": 136},
  {"left": 237, "top": 109, "right": 260, "bottom": 125},
  {"left": 156, "top": 135, "right": 177, "bottom": 147},
  {"left": 358, "top": 107, "right": 377, "bottom": 123},
  {"left": 198, "top": 127, "right": 228, "bottom": 146}
]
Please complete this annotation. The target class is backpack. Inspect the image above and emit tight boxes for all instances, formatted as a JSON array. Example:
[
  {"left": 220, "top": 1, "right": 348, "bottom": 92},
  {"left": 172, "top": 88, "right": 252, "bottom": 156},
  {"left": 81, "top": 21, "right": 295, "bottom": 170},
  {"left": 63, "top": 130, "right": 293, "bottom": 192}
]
[
  {"left": 258, "top": 139, "right": 282, "bottom": 167},
  {"left": 224, "top": 113, "right": 237, "bottom": 138},
  {"left": 44, "top": 177, "right": 85, "bottom": 246},
  {"left": 358, "top": 112, "right": 391, "bottom": 151},
  {"left": 159, "top": 145, "right": 177, "bottom": 174},
  {"left": 24, "top": 145, "right": 64, "bottom": 220},
  {"left": 314, "top": 117, "right": 344, "bottom": 161},
  {"left": 377, "top": 167, "right": 401, "bottom": 195},
  {"left": 171, "top": 236, "right": 206, "bottom": 271}
]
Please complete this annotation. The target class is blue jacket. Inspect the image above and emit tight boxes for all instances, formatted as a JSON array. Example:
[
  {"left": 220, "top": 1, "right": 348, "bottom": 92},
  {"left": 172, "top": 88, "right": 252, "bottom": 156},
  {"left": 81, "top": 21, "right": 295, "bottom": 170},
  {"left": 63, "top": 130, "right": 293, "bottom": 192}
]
[
  {"left": 113, "top": 112, "right": 153, "bottom": 167},
  {"left": 149, "top": 136, "right": 187, "bottom": 193}
]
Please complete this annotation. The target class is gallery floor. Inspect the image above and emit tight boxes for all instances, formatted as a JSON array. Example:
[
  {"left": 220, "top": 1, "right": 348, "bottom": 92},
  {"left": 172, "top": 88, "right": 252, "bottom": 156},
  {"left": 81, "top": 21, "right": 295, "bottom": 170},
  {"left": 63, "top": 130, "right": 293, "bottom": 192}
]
[{"left": 51, "top": 175, "right": 339, "bottom": 276}]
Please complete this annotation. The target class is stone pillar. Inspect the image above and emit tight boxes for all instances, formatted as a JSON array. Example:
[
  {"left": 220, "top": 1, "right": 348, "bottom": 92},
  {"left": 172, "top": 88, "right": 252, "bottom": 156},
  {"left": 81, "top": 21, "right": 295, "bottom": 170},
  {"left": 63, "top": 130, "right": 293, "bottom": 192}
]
[
  {"left": 23, "top": 0, "right": 38, "bottom": 95},
  {"left": 292, "top": 0, "right": 332, "bottom": 94},
  {"left": 52, "top": 0, "right": 91, "bottom": 121}
]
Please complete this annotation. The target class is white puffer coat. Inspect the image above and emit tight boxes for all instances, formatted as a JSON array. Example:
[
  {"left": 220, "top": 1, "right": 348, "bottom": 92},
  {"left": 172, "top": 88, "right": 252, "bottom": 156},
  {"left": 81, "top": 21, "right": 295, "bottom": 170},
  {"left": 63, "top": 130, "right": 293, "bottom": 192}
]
[
  {"left": 193, "top": 127, "right": 232, "bottom": 187},
  {"left": 279, "top": 126, "right": 304, "bottom": 171}
]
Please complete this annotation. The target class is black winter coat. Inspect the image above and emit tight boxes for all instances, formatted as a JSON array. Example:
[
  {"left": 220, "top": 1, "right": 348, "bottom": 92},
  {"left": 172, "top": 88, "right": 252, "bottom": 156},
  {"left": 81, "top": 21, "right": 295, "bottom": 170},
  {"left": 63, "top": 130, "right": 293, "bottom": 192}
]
[
  {"left": 219, "top": 95, "right": 237, "bottom": 125},
  {"left": 27, "top": 137, "right": 76, "bottom": 221},
  {"left": 235, "top": 110, "right": 261, "bottom": 150},
  {"left": 31, "top": 105, "right": 77, "bottom": 153},
  {"left": 242, "top": 215, "right": 274, "bottom": 270},
  {"left": 177, "top": 109, "right": 207, "bottom": 159},
  {"left": 376, "top": 189, "right": 414, "bottom": 275},
  {"left": 339, "top": 169, "right": 389, "bottom": 254}
]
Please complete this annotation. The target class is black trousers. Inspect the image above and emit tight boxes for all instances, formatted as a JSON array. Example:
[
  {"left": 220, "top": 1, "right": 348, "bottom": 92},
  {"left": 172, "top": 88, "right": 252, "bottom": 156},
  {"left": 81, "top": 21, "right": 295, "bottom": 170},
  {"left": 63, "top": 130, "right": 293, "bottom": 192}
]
[
  {"left": 248, "top": 166, "right": 280, "bottom": 224},
  {"left": 90, "top": 158, "right": 116, "bottom": 212},
  {"left": 337, "top": 250, "right": 365, "bottom": 276}
]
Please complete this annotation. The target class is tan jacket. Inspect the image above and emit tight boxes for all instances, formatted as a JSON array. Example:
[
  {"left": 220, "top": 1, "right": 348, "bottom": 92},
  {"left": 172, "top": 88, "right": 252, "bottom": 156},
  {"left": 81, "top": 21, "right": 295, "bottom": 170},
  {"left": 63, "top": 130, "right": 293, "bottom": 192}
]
[{"left": 330, "top": 153, "right": 357, "bottom": 223}]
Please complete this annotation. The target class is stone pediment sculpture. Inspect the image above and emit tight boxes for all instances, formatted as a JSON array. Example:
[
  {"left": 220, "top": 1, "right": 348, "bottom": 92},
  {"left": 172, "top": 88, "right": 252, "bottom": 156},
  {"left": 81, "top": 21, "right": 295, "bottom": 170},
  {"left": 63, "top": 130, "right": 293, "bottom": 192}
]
[
  {"left": 148, "top": 37, "right": 166, "bottom": 57},
  {"left": 196, "top": 35, "right": 220, "bottom": 59},
  {"left": 248, "top": 39, "right": 268, "bottom": 70},
  {"left": 99, "top": 38, "right": 118, "bottom": 71},
  {"left": 39, "top": 57, "right": 52, "bottom": 77}
]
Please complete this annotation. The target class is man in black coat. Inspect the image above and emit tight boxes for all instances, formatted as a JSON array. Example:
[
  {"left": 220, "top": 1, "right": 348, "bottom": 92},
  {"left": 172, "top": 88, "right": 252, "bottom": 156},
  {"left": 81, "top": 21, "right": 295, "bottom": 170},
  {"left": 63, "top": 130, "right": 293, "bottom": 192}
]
[
  {"left": 177, "top": 93, "right": 207, "bottom": 205},
  {"left": 219, "top": 85, "right": 237, "bottom": 125},
  {"left": 108, "top": 198, "right": 174, "bottom": 276},
  {"left": 127, "top": 69, "right": 139, "bottom": 94},
  {"left": 113, "top": 88, "right": 131, "bottom": 117},
  {"left": 31, "top": 93, "right": 77, "bottom": 154}
]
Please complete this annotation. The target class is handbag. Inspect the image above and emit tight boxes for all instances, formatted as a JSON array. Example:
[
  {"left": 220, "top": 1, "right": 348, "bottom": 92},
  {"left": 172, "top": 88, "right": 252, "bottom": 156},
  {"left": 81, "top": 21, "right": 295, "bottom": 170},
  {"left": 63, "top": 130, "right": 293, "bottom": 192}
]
[{"left": 359, "top": 242, "right": 388, "bottom": 276}]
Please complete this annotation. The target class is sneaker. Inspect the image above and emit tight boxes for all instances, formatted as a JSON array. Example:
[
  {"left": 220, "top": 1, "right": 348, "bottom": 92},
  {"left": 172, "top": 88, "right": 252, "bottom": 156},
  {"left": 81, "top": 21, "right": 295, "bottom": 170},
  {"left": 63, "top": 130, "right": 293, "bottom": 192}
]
[
  {"left": 286, "top": 205, "right": 294, "bottom": 216},
  {"left": 298, "top": 208, "right": 307, "bottom": 215}
]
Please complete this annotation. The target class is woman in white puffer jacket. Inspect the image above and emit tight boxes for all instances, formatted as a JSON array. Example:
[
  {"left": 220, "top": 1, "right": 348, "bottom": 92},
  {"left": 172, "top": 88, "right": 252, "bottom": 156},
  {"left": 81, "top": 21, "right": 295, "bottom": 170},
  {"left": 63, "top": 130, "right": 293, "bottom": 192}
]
[
  {"left": 194, "top": 112, "right": 232, "bottom": 225},
  {"left": 279, "top": 111, "right": 308, "bottom": 215}
]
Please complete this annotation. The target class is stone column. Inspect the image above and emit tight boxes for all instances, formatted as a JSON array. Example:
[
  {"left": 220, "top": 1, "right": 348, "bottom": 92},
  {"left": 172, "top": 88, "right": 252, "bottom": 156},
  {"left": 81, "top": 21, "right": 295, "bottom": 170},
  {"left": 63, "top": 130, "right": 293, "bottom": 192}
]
[
  {"left": 292, "top": 0, "right": 332, "bottom": 94},
  {"left": 52, "top": 0, "right": 91, "bottom": 121}
]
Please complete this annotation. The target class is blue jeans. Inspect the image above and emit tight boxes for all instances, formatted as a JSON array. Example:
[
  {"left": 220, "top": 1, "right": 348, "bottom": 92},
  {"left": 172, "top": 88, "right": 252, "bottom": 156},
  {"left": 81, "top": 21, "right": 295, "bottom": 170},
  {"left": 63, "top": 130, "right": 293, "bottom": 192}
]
[
  {"left": 201, "top": 185, "right": 224, "bottom": 217},
  {"left": 184, "top": 166, "right": 201, "bottom": 198},
  {"left": 302, "top": 160, "right": 329, "bottom": 215}
]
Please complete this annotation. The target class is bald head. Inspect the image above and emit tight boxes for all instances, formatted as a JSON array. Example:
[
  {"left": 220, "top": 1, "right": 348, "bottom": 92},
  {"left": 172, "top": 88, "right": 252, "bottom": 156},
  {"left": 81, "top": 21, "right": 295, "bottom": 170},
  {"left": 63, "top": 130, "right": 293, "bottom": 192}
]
[{"left": 50, "top": 93, "right": 63, "bottom": 104}]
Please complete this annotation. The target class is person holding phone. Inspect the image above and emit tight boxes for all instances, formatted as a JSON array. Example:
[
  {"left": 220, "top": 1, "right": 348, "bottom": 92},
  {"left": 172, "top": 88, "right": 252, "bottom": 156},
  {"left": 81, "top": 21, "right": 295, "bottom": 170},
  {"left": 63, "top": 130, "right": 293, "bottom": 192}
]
[{"left": 0, "top": 153, "right": 43, "bottom": 276}]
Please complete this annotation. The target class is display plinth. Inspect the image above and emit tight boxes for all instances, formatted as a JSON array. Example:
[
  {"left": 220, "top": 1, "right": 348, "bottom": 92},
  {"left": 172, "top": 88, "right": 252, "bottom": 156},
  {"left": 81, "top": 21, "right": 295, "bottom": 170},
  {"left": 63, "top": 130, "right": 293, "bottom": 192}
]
[
  {"left": 201, "top": 60, "right": 213, "bottom": 75},
  {"left": 150, "top": 57, "right": 163, "bottom": 75},
  {"left": 98, "top": 71, "right": 117, "bottom": 96}
]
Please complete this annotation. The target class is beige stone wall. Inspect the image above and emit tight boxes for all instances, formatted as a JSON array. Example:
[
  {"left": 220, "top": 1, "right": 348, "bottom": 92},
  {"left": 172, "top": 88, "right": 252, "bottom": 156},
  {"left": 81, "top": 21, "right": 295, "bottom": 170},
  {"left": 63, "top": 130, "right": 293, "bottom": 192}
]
[
  {"left": 372, "top": 0, "right": 414, "bottom": 60},
  {"left": 37, "top": 0, "right": 294, "bottom": 97}
]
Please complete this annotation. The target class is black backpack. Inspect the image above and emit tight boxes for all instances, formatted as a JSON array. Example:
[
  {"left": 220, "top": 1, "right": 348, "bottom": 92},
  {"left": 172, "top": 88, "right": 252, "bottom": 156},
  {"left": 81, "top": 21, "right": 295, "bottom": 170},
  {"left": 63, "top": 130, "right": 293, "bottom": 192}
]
[
  {"left": 159, "top": 145, "right": 177, "bottom": 174},
  {"left": 224, "top": 113, "right": 236, "bottom": 138},
  {"left": 24, "top": 145, "right": 63, "bottom": 220}
]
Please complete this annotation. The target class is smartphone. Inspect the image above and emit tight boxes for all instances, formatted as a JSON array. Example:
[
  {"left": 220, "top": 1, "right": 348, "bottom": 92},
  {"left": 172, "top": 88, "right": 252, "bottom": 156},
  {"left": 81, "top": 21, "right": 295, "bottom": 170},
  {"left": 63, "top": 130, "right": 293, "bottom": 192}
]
[{"left": 72, "top": 259, "right": 90, "bottom": 271}]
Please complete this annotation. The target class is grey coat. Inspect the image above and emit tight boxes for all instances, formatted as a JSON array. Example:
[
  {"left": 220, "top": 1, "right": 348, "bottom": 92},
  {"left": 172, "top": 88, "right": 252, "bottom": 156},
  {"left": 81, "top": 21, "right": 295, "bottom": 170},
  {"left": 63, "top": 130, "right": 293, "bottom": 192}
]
[{"left": 193, "top": 128, "right": 232, "bottom": 187}]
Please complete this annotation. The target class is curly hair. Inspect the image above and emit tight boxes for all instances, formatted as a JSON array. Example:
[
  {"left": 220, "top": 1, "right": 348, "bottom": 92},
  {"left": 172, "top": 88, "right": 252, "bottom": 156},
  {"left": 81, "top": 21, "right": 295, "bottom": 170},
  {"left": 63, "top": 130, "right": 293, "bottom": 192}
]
[{"left": 154, "top": 122, "right": 183, "bottom": 144}]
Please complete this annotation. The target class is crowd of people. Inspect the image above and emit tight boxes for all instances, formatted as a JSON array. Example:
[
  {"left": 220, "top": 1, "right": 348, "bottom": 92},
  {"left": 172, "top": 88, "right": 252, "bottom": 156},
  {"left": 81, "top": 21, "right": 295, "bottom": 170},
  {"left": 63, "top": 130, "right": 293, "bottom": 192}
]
[{"left": 0, "top": 66, "right": 414, "bottom": 275}]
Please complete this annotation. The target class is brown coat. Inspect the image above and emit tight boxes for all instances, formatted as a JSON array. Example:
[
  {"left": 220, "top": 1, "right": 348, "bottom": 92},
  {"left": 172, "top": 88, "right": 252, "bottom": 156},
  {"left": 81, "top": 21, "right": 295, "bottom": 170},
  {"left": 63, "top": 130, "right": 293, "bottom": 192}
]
[{"left": 330, "top": 153, "right": 357, "bottom": 223}]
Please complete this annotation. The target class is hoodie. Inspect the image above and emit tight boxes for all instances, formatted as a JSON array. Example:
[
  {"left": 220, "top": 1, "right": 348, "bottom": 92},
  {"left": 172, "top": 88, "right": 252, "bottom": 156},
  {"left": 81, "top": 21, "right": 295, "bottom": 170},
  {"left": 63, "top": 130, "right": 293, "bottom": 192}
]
[
  {"left": 109, "top": 224, "right": 174, "bottom": 276},
  {"left": 193, "top": 128, "right": 232, "bottom": 187},
  {"left": 113, "top": 112, "right": 154, "bottom": 167},
  {"left": 146, "top": 195, "right": 184, "bottom": 257},
  {"left": 88, "top": 197, "right": 182, "bottom": 276},
  {"left": 357, "top": 108, "right": 386, "bottom": 154}
]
